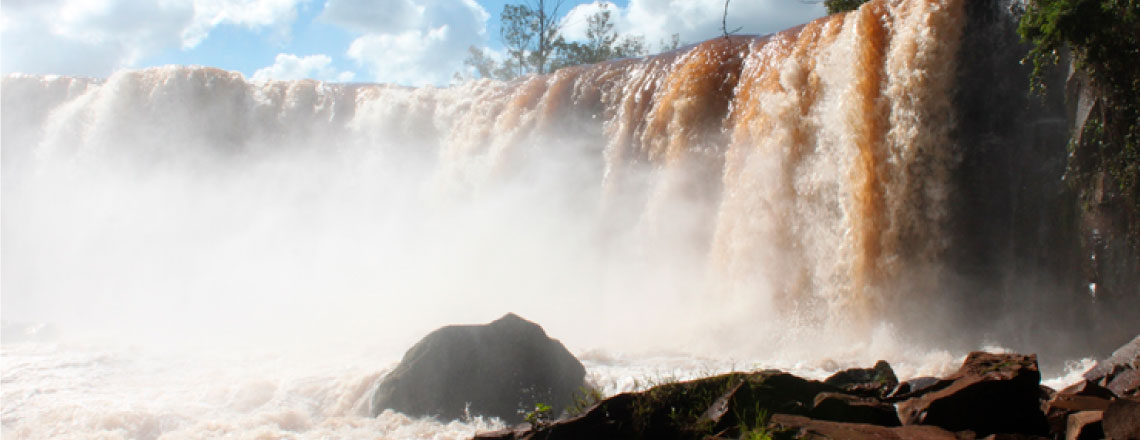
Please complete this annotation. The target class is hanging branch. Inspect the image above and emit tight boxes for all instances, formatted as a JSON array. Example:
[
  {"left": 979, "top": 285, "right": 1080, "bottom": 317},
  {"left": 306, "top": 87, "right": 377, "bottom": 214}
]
[{"left": 722, "top": 0, "right": 743, "bottom": 38}]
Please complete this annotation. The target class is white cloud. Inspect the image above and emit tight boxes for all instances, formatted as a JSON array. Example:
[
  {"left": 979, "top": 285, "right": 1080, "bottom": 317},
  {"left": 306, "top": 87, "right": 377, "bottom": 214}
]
[
  {"left": 560, "top": 0, "right": 826, "bottom": 52},
  {"left": 251, "top": 53, "right": 356, "bottom": 82},
  {"left": 325, "top": 0, "right": 489, "bottom": 86},
  {"left": 559, "top": 1, "right": 616, "bottom": 43},
  {"left": 318, "top": 0, "right": 421, "bottom": 34},
  {"left": 183, "top": 0, "right": 307, "bottom": 48},
  {"left": 1, "top": 0, "right": 308, "bottom": 77},
  {"left": 2, "top": 0, "right": 193, "bottom": 75}
]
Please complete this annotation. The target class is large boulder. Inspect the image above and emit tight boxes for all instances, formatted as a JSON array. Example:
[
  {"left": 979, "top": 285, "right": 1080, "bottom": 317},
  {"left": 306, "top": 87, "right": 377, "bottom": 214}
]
[
  {"left": 824, "top": 360, "right": 900, "bottom": 398},
  {"left": 475, "top": 371, "right": 840, "bottom": 440},
  {"left": 371, "top": 313, "right": 586, "bottom": 423},
  {"left": 1085, "top": 335, "right": 1140, "bottom": 398},
  {"left": 810, "top": 392, "right": 901, "bottom": 426},
  {"left": 1102, "top": 397, "right": 1140, "bottom": 440},
  {"left": 1065, "top": 411, "right": 1104, "bottom": 440},
  {"left": 897, "top": 352, "right": 1049, "bottom": 437},
  {"left": 1045, "top": 381, "right": 1114, "bottom": 434}
]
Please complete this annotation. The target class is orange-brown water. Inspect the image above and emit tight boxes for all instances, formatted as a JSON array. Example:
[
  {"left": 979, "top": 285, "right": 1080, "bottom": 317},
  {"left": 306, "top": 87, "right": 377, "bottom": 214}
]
[{"left": 423, "top": 0, "right": 966, "bottom": 328}]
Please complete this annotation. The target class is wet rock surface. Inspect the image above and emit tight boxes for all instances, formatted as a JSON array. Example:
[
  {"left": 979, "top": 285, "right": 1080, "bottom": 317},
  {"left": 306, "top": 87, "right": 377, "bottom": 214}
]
[
  {"left": 472, "top": 336, "right": 1140, "bottom": 440},
  {"left": 371, "top": 313, "right": 585, "bottom": 423},
  {"left": 895, "top": 352, "right": 1049, "bottom": 436},
  {"left": 823, "top": 360, "right": 899, "bottom": 398}
]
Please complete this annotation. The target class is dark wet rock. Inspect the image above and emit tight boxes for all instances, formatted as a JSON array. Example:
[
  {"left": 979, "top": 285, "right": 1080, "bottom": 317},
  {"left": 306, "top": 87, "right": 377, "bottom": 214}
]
[
  {"left": 471, "top": 351, "right": 1106, "bottom": 440},
  {"left": 1046, "top": 380, "right": 1116, "bottom": 433},
  {"left": 1046, "top": 393, "right": 1111, "bottom": 435},
  {"left": 1059, "top": 381, "right": 1117, "bottom": 400},
  {"left": 1085, "top": 335, "right": 1140, "bottom": 389},
  {"left": 768, "top": 414, "right": 962, "bottom": 440},
  {"left": 371, "top": 313, "right": 585, "bottom": 423},
  {"left": 473, "top": 393, "right": 638, "bottom": 440},
  {"left": 810, "top": 392, "right": 900, "bottom": 426},
  {"left": 1048, "top": 393, "right": 1112, "bottom": 412},
  {"left": 1107, "top": 368, "right": 1140, "bottom": 398},
  {"left": 896, "top": 352, "right": 1049, "bottom": 437},
  {"left": 475, "top": 371, "right": 839, "bottom": 440},
  {"left": 1065, "top": 411, "right": 1104, "bottom": 440},
  {"left": 1102, "top": 397, "right": 1140, "bottom": 440},
  {"left": 890, "top": 376, "right": 942, "bottom": 401},
  {"left": 824, "top": 360, "right": 900, "bottom": 398}
]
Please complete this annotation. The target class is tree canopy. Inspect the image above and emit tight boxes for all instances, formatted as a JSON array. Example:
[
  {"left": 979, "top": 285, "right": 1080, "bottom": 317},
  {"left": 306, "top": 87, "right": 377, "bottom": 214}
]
[
  {"left": 459, "top": 2, "right": 678, "bottom": 81},
  {"left": 824, "top": 0, "right": 870, "bottom": 14}
]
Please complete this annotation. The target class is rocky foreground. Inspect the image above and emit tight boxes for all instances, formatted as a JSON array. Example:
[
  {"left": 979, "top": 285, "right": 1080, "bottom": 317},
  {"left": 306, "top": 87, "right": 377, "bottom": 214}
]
[
  {"left": 366, "top": 314, "right": 1139, "bottom": 440},
  {"left": 474, "top": 337, "right": 1139, "bottom": 440}
]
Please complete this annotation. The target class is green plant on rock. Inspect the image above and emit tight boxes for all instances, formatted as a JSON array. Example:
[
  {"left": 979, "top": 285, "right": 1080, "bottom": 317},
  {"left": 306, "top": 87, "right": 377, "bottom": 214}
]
[
  {"left": 524, "top": 402, "right": 553, "bottom": 428},
  {"left": 737, "top": 406, "right": 774, "bottom": 440},
  {"left": 567, "top": 386, "right": 605, "bottom": 416},
  {"left": 630, "top": 373, "right": 742, "bottom": 437}
]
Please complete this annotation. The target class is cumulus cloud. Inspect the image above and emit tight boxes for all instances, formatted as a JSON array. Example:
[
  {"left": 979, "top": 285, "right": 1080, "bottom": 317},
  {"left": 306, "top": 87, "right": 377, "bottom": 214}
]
[
  {"left": 2, "top": 0, "right": 193, "bottom": 75},
  {"left": 560, "top": 0, "right": 826, "bottom": 52},
  {"left": 323, "top": 0, "right": 490, "bottom": 86},
  {"left": 0, "top": 0, "right": 307, "bottom": 77},
  {"left": 251, "top": 53, "right": 356, "bottom": 82},
  {"left": 183, "top": 0, "right": 306, "bottom": 48}
]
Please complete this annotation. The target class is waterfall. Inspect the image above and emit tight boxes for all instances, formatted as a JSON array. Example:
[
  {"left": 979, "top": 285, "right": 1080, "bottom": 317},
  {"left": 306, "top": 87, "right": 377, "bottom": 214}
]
[{"left": 5, "top": 0, "right": 1137, "bottom": 438}]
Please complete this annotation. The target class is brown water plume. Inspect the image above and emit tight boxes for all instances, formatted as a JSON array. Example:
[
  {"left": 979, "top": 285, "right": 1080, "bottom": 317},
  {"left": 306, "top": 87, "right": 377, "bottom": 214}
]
[
  {"left": 417, "top": 0, "right": 969, "bottom": 329},
  {"left": 4, "top": 0, "right": 999, "bottom": 355}
]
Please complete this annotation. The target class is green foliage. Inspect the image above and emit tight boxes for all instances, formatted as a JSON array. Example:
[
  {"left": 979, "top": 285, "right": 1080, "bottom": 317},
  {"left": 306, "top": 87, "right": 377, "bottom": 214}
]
[
  {"left": 825, "top": 0, "right": 870, "bottom": 14},
  {"left": 629, "top": 373, "right": 744, "bottom": 437},
  {"left": 567, "top": 386, "right": 605, "bottom": 416},
  {"left": 524, "top": 402, "right": 553, "bottom": 427},
  {"left": 738, "top": 407, "right": 773, "bottom": 440},
  {"left": 1018, "top": 0, "right": 1140, "bottom": 94},
  {"left": 1018, "top": 0, "right": 1140, "bottom": 244}
]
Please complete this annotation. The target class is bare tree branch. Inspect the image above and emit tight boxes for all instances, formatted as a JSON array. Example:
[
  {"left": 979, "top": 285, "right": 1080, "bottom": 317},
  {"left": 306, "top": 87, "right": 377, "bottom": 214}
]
[{"left": 722, "top": 0, "right": 743, "bottom": 38}]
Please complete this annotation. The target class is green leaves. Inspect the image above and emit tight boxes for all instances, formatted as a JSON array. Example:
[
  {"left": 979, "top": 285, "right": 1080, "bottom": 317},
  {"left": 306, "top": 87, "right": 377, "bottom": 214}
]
[
  {"left": 825, "top": 0, "right": 871, "bottom": 14},
  {"left": 1019, "top": 0, "right": 1140, "bottom": 246},
  {"left": 524, "top": 402, "right": 553, "bottom": 427}
]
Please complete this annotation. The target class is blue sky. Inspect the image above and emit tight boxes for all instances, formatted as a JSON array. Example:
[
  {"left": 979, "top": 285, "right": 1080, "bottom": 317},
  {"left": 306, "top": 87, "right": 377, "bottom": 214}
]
[{"left": 0, "top": 0, "right": 826, "bottom": 86}]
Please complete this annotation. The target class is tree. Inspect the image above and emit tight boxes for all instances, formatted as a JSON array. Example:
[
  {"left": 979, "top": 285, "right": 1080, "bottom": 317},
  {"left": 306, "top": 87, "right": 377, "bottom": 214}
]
[
  {"left": 553, "top": 4, "right": 646, "bottom": 68},
  {"left": 823, "top": 0, "right": 870, "bottom": 14},
  {"left": 497, "top": 0, "right": 568, "bottom": 76},
  {"left": 659, "top": 33, "right": 682, "bottom": 52},
  {"left": 461, "top": 46, "right": 515, "bottom": 81},
  {"left": 527, "top": 0, "right": 567, "bottom": 75},
  {"left": 459, "top": 1, "right": 654, "bottom": 81},
  {"left": 722, "top": 0, "right": 742, "bottom": 37},
  {"left": 501, "top": 4, "right": 536, "bottom": 78}
]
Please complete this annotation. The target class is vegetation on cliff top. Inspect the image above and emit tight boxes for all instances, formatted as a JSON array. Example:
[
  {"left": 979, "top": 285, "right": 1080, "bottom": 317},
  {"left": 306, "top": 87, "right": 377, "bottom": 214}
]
[
  {"left": 1019, "top": 0, "right": 1140, "bottom": 246},
  {"left": 824, "top": 0, "right": 871, "bottom": 14},
  {"left": 459, "top": 1, "right": 679, "bottom": 81}
]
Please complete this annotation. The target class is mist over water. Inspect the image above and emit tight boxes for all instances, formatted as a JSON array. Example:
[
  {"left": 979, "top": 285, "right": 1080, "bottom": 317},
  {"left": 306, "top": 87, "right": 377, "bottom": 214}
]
[{"left": 2, "top": 0, "right": 1132, "bottom": 438}]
